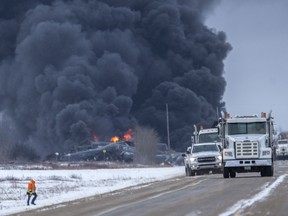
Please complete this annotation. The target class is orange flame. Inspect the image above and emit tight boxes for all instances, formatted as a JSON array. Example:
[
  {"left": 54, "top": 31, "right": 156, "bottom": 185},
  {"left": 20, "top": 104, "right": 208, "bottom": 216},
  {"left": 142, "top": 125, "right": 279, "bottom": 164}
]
[
  {"left": 123, "top": 129, "right": 133, "bottom": 141},
  {"left": 110, "top": 136, "right": 119, "bottom": 143},
  {"left": 93, "top": 134, "right": 99, "bottom": 142}
]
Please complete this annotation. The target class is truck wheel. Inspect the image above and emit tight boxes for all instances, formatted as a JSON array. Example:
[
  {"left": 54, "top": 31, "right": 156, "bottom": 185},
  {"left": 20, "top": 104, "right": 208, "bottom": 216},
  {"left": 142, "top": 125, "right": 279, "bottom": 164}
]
[
  {"left": 260, "top": 169, "right": 266, "bottom": 177},
  {"left": 185, "top": 167, "right": 188, "bottom": 176},
  {"left": 230, "top": 171, "right": 236, "bottom": 178},
  {"left": 186, "top": 166, "right": 191, "bottom": 176},
  {"left": 187, "top": 166, "right": 193, "bottom": 176},
  {"left": 266, "top": 166, "right": 274, "bottom": 177},
  {"left": 223, "top": 167, "right": 229, "bottom": 178},
  {"left": 191, "top": 171, "right": 196, "bottom": 176}
]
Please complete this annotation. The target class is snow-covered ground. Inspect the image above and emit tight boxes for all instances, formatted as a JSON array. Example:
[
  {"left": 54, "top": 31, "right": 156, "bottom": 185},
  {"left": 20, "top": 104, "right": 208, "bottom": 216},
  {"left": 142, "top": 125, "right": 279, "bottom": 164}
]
[{"left": 0, "top": 165, "right": 184, "bottom": 216}]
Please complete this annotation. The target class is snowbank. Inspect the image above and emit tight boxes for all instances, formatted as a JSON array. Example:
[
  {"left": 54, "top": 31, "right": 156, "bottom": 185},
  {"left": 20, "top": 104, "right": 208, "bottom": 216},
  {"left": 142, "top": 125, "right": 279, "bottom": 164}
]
[{"left": 0, "top": 166, "right": 183, "bottom": 215}]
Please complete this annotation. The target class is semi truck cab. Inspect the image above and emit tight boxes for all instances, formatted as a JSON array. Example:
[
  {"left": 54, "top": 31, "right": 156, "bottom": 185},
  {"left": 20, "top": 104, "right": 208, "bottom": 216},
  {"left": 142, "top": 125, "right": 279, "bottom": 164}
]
[{"left": 219, "top": 112, "right": 275, "bottom": 178}]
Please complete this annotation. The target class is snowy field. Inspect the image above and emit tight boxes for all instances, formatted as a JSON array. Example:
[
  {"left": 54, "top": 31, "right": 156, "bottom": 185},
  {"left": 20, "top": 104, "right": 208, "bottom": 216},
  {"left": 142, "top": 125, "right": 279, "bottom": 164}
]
[{"left": 0, "top": 164, "right": 184, "bottom": 215}]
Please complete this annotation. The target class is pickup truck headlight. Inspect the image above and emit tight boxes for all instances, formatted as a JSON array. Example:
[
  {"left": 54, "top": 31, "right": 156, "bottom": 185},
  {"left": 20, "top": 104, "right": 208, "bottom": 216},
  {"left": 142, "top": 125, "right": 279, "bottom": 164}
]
[
  {"left": 216, "top": 155, "right": 222, "bottom": 161},
  {"left": 189, "top": 157, "right": 197, "bottom": 162}
]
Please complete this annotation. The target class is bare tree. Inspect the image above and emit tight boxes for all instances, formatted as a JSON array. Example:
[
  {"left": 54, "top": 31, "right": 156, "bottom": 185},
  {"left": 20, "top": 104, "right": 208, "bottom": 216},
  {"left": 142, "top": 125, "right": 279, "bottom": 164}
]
[
  {"left": 133, "top": 126, "right": 160, "bottom": 165},
  {"left": 0, "top": 114, "right": 17, "bottom": 163},
  {"left": 279, "top": 131, "right": 288, "bottom": 139},
  {"left": 0, "top": 114, "right": 40, "bottom": 163},
  {"left": 0, "top": 142, "right": 12, "bottom": 163}
]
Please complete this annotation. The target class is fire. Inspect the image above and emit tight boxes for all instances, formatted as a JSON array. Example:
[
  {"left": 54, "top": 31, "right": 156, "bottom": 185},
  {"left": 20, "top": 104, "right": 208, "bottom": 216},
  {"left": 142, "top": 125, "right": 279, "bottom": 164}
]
[
  {"left": 123, "top": 129, "right": 133, "bottom": 141},
  {"left": 93, "top": 134, "right": 99, "bottom": 142},
  {"left": 110, "top": 136, "right": 119, "bottom": 143},
  {"left": 109, "top": 129, "right": 133, "bottom": 143},
  {"left": 90, "top": 128, "right": 99, "bottom": 142}
]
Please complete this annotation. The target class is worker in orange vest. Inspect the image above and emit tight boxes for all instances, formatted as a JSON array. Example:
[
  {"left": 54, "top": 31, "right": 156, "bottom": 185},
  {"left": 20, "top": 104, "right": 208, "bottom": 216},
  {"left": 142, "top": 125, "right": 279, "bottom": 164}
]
[{"left": 27, "top": 179, "right": 37, "bottom": 206}]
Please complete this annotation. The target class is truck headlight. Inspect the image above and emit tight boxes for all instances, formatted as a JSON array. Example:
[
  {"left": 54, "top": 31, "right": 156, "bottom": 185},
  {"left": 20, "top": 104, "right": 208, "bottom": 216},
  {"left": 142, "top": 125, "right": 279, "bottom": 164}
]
[
  {"left": 190, "top": 157, "right": 197, "bottom": 162},
  {"left": 216, "top": 155, "right": 222, "bottom": 161}
]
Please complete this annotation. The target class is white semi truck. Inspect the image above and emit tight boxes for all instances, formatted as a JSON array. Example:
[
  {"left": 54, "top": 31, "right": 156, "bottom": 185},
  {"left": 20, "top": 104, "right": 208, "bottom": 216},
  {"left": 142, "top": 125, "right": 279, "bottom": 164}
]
[
  {"left": 199, "top": 128, "right": 220, "bottom": 143},
  {"left": 219, "top": 112, "right": 275, "bottom": 178},
  {"left": 192, "top": 125, "right": 222, "bottom": 150}
]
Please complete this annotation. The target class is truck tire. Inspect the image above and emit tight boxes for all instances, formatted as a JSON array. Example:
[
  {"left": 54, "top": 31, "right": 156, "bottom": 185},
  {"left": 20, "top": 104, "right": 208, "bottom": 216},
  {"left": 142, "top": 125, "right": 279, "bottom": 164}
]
[
  {"left": 185, "top": 166, "right": 191, "bottom": 176},
  {"left": 260, "top": 169, "right": 266, "bottom": 177},
  {"left": 230, "top": 171, "right": 236, "bottom": 178},
  {"left": 223, "top": 167, "right": 229, "bottom": 178},
  {"left": 187, "top": 166, "right": 192, "bottom": 176},
  {"left": 185, "top": 167, "right": 189, "bottom": 176},
  {"left": 266, "top": 165, "right": 274, "bottom": 177}
]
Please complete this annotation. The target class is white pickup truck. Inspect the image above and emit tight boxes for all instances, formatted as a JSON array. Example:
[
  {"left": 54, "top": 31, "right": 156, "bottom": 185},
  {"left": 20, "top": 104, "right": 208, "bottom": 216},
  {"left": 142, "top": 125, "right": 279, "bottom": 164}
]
[
  {"left": 276, "top": 139, "right": 288, "bottom": 159},
  {"left": 182, "top": 142, "right": 222, "bottom": 176}
]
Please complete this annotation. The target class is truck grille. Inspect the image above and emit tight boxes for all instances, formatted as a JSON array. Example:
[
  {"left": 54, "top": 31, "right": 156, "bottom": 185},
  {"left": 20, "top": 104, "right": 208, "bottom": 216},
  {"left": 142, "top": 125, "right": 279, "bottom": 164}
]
[
  {"left": 236, "top": 142, "right": 258, "bottom": 158},
  {"left": 198, "top": 157, "right": 216, "bottom": 163}
]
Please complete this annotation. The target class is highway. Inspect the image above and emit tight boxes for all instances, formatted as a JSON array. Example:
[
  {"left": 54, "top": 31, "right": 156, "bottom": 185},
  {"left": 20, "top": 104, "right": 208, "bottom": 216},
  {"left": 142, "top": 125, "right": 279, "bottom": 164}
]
[{"left": 12, "top": 160, "right": 288, "bottom": 216}]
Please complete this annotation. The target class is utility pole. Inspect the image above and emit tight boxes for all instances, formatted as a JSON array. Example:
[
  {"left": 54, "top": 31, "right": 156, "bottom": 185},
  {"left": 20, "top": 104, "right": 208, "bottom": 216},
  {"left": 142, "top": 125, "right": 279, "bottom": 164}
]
[{"left": 166, "top": 104, "right": 171, "bottom": 156}]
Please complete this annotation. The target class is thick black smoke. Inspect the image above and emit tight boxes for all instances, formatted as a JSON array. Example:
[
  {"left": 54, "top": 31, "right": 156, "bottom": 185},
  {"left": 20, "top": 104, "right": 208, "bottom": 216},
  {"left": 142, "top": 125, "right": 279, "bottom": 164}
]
[{"left": 0, "top": 0, "right": 231, "bottom": 155}]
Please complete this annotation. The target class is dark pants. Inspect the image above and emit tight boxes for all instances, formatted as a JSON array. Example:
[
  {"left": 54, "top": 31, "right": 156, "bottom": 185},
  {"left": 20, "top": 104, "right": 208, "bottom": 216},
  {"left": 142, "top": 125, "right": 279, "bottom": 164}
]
[{"left": 27, "top": 192, "right": 37, "bottom": 205}]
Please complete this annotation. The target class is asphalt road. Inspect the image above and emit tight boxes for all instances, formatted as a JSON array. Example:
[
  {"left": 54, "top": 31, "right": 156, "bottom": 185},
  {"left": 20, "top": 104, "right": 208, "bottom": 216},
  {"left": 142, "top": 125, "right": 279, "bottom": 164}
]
[{"left": 12, "top": 160, "right": 288, "bottom": 216}]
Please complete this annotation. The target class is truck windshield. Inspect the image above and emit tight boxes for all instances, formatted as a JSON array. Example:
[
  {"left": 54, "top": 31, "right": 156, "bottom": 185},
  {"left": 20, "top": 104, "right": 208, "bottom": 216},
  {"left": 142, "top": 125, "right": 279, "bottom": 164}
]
[
  {"left": 199, "top": 133, "right": 220, "bottom": 143},
  {"left": 228, "top": 122, "right": 266, "bottom": 135},
  {"left": 192, "top": 144, "right": 219, "bottom": 153}
]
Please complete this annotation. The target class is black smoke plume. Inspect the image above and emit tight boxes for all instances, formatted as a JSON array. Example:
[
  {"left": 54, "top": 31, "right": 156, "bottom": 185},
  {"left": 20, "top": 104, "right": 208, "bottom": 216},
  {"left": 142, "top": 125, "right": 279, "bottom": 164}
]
[{"left": 0, "top": 0, "right": 231, "bottom": 156}]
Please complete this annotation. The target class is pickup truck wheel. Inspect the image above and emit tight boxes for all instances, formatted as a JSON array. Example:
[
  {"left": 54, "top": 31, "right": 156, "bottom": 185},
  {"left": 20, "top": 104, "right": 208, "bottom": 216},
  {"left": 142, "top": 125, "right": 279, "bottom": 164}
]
[
  {"left": 223, "top": 168, "right": 229, "bottom": 178},
  {"left": 230, "top": 171, "right": 236, "bottom": 178},
  {"left": 187, "top": 166, "right": 192, "bottom": 176},
  {"left": 185, "top": 166, "right": 190, "bottom": 176}
]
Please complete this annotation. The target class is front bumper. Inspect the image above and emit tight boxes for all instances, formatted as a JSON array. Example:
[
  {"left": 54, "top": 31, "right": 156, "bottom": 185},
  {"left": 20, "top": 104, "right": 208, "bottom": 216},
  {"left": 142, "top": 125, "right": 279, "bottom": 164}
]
[
  {"left": 224, "top": 159, "right": 272, "bottom": 168},
  {"left": 189, "top": 162, "right": 222, "bottom": 171}
]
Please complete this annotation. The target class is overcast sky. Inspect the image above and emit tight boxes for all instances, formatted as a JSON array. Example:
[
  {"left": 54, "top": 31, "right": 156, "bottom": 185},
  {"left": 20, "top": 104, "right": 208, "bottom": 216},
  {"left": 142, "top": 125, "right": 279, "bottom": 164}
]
[{"left": 205, "top": 0, "right": 288, "bottom": 132}]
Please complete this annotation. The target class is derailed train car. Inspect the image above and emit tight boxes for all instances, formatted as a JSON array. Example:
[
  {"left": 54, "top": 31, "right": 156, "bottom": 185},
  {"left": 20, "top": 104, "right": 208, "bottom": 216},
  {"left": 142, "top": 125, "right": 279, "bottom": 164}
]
[{"left": 60, "top": 141, "right": 183, "bottom": 165}]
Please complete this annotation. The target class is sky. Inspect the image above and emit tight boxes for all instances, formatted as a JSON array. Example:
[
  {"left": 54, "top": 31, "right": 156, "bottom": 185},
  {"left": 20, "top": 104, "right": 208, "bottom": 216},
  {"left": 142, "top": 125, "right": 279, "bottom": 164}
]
[
  {"left": 205, "top": 0, "right": 288, "bottom": 132},
  {"left": 0, "top": 165, "right": 183, "bottom": 215}
]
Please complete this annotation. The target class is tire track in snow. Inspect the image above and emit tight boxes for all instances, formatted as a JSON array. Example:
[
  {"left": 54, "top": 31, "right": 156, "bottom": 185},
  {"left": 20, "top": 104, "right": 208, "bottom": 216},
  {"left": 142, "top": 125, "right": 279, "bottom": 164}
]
[{"left": 219, "top": 174, "right": 287, "bottom": 216}]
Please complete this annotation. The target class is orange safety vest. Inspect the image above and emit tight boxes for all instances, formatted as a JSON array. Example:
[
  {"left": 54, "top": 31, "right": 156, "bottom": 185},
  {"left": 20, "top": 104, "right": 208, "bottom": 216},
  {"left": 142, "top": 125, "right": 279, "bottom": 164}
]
[{"left": 27, "top": 180, "right": 36, "bottom": 193}]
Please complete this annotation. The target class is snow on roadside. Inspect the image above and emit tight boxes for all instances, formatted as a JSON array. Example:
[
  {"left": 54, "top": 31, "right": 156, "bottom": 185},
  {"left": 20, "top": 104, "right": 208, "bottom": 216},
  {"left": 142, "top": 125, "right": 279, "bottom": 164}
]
[
  {"left": 219, "top": 174, "right": 288, "bottom": 216},
  {"left": 0, "top": 166, "right": 184, "bottom": 215}
]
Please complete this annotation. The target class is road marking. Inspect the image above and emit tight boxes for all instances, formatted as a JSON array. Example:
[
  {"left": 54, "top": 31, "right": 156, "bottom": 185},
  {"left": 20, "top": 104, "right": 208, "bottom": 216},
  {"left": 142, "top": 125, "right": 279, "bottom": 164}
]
[
  {"left": 146, "top": 179, "right": 206, "bottom": 200},
  {"left": 219, "top": 174, "right": 288, "bottom": 216},
  {"left": 95, "top": 179, "right": 206, "bottom": 216}
]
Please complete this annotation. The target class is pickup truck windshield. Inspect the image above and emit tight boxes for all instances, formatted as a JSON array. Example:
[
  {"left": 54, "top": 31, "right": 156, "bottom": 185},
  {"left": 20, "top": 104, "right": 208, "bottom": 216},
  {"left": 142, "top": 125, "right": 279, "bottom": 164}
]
[
  {"left": 192, "top": 144, "right": 218, "bottom": 153},
  {"left": 228, "top": 122, "right": 266, "bottom": 135}
]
